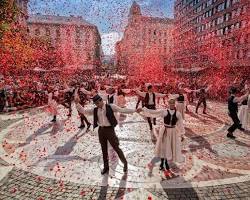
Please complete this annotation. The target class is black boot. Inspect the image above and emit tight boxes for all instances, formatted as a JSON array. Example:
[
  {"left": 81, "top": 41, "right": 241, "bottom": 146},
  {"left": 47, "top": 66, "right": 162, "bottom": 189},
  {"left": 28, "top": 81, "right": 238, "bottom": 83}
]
[
  {"left": 227, "top": 132, "right": 236, "bottom": 139},
  {"left": 51, "top": 115, "right": 56, "bottom": 122},
  {"left": 159, "top": 158, "right": 164, "bottom": 171},
  {"left": 123, "top": 162, "right": 128, "bottom": 173},
  {"left": 165, "top": 159, "right": 170, "bottom": 171},
  {"left": 86, "top": 123, "right": 91, "bottom": 131},
  {"left": 101, "top": 167, "right": 109, "bottom": 175},
  {"left": 78, "top": 124, "right": 85, "bottom": 129}
]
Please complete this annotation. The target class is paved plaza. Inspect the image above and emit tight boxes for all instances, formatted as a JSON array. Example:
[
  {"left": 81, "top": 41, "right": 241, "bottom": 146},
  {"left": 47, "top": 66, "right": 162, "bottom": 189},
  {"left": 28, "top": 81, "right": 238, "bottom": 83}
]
[{"left": 0, "top": 97, "right": 250, "bottom": 199}]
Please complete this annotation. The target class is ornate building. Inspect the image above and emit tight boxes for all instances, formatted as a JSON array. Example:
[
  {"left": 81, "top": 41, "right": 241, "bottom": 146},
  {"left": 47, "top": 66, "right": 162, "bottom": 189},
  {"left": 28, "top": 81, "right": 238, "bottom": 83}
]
[
  {"left": 115, "top": 1, "right": 174, "bottom": 75},
  {"left": 28, "top": 14, "right": 101, "bottom": 70},
  {"left": 173, "top": 0, "right": 250, "bottom": 75},
  {"left": 15, "top": 0, "right": 29, "bottom": 26}
]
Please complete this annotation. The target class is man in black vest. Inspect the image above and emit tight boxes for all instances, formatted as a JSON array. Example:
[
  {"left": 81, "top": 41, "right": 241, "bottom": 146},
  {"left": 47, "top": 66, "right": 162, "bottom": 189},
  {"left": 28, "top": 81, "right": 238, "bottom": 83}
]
[
  {"left": 74, "top": 87, "right": 91, "bottom": 130},
  {"left": 61, "top": 82, "right": 75, "bottom": 117},
  {"left": 136, "top": 85, "right": 167, "bottom": 130},
  {"left": 75, "top": 94, "right": 136, "bottom": 175},
  {"left": 227, "top": 87, "right": 249, "bottom": 139}
]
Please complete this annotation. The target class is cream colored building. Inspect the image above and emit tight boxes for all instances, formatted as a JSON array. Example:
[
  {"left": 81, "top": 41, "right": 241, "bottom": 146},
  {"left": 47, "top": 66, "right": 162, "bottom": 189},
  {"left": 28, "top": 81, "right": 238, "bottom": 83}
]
[
  {"left": 115, "top": 1, "right": 174, "bottom": 74},
  {"left": 28, "top": 14, "right": 101, "bottom": 70}
]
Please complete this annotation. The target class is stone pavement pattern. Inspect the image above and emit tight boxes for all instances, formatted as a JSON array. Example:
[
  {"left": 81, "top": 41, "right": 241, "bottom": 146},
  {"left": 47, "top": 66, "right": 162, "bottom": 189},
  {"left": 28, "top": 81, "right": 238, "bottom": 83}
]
[{"left": 0, "top": 97, "right": 250, "bottom": 199}]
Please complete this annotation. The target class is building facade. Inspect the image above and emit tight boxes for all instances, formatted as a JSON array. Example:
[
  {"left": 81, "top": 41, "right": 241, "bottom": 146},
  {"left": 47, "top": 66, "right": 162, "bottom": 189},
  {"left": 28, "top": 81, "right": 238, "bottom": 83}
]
[
  {"left": 15, "top": 0, "right": 29, "bottom": 26},
  {"left": 173, "top": 0, "right": 250, "bottom": 74},
  {"left": 28, "top": 14, "right": 101, "bottom": 70},
  {"left": 115, "top": 1, "right": 174, "bottom": 75}
]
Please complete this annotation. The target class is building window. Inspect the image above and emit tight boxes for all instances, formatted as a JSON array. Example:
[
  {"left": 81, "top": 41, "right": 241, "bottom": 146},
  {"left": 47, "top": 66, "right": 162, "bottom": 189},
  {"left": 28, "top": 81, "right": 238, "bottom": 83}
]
[
  {"left": 217, "top": 3, "right": 225, "bottom": 12},
  {"left": 241, "top": 20, "right": 247, "bottom": 28},
  {"left": 238, "top": 50, "right": 244, "bottom": 59},
  {"left": 217, "top": 16, "right": 224, "bottom": 24},
  {"left": 232, "top": 0, "right": 240, "bottom": 5},
  {"left": 35, "top": 28, "right": 40, "bottom": 36},
  {"left": 247, "top": 50, "right": 250, "bottom": 58},
  {"left": 76, "top": 27, "right": 81, "bottom": 38},
  {"left": 225, "top": 13, "right": 231, "bottom": 21},
  {"left": 216, "top": 28, "right": 223, "bottom": 36},
  {"left": 234, "top": 22, "right": 241, "bottom": 29},
  {"left": 242, "top": 6, "right": 247, "bottom": 13},
  {"left": 212, "top": 19, "right": 217, "bottom": 27},
  {"left": 207, "top": 0, "right": 213, "bottom": 7},
  {"left": 66, "top": 29, "right": 70, "bottom": 37},
  {"left": 239, "top": 36, "right": 245, "bottom": 44},
  {"left": 45, "top": 28, "right": 50, "bottom": 36},
  {"left": 225, "top": 0, "right": 230, "bottom": 8},
  {"left": 196, "top": 5, "right": 202, "bottom": 13},
  {"left": 56, "top": 28, "right": 60, "bottom": 38}
]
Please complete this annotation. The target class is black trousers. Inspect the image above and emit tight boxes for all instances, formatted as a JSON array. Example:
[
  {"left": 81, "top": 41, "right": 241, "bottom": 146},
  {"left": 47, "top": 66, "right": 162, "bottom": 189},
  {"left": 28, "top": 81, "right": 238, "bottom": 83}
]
[
  {"left": 0, "top": 99, "right": 5, "bottom": 112},
  {"left": 228, "top": 112, "right": 242, "bottom": 134},
  {"left": 61, "top": 99, "right": 72, "bottom": 113},
  {"left": 136, "top": 98, "right": 144, "bottom": 109},
  {"left": 98, "top": 127, "right": 127, "bottom": 169},
  {"left": 79, "top": 112, "right": 90, "bottom": 126},
  {"left": 196, "top": 98, "right": 207, "bottom": 113},
  {"left": 146, "top": 105, "right": 156, "bottom": 130}
]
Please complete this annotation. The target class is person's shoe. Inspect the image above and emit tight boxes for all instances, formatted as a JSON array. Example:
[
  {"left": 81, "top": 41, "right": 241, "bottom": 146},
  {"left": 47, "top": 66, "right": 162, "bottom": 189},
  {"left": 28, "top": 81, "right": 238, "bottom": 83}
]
[
  {"left": 78, "top": 124, "right": 85, "bottom": 129},
  {"left": 101, "top": 168, "right": 109, "bottom": 175},
  {"left": 239, "top": 127, "right": 245, "bottom": 132},
  {"left": 86, "top": 123, "right": 91, "bottom": 131},
  {"left": 159, "top": 166, "right": 165, "bottom": 171},
  {"left": 203, "top": 112, "right": 207, "bottom": 114},
  {"left": 227, "top": 133, "right": 236, "bottom": 139},
  {"left": 147, "top": 163, "right": 154, "bottom": 171},
  {"left": 51, "top": 117, "right": 56, "bottom": 122},
  {"left": 164, "top": 169, "right": 171, "bottom": 178},
  {"left": 123, "top": 163, "right": 128, "bottom": 173}
]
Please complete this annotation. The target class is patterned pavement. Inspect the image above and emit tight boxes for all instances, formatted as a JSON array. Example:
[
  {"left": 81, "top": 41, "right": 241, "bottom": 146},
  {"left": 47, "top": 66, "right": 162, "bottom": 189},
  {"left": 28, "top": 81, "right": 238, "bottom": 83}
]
[{"left": 0, "top": 97, "right": 250, "bottom": 200}]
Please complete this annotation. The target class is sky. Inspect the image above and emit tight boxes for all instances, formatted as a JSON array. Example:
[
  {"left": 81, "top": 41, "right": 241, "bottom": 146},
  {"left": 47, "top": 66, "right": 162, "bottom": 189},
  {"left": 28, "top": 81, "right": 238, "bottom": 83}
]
[
  {"left": 28, "top": 0, "right": 175, "bottom": 34},
  {"left": 28, "top": 0, "right": 174, "bottom": 55}
]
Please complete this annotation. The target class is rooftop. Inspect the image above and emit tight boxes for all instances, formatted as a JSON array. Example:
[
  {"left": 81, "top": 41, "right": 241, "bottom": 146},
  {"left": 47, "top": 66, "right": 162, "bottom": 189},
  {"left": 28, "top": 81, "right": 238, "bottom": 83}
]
[{"left": 27, "top": 14, "right": 96, "bottom": 27}]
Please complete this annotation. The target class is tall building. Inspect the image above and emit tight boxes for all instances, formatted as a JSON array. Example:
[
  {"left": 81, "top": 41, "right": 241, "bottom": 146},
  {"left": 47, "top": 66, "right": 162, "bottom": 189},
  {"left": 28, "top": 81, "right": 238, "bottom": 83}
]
[
  {"left": 173, "top": 0, "right": 250, "bottom": 75},
  {"left": 28, "top": 14, "right": 101, "bottom": 70},
  {"left": 15, "top": 0, "right": 29, "bottom": 26},
  {"left": 115, "top": 1, "right": 174, "bottom": 75}
]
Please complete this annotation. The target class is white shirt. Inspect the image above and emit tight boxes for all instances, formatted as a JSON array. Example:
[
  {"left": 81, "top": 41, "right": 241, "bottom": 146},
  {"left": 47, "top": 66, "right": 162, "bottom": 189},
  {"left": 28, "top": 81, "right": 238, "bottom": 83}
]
[
  {"left": 136, "top": 91, "right": 166, "bottom": 105},
  {"left": 141, "top": 108, "right": 185, "bottom": 134},
  {"left": 76, "top": 103, "right": 136, "bottom": 127}
]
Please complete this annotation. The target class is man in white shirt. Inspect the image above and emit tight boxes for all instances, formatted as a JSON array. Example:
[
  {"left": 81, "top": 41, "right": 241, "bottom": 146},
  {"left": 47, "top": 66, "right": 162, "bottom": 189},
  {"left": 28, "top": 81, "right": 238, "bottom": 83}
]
[
  {"left": 75, "top": 94, "right": 136, "bottom": 175},
  {"left": 135, "top": 85, "right": 167, "bottom": 130}
]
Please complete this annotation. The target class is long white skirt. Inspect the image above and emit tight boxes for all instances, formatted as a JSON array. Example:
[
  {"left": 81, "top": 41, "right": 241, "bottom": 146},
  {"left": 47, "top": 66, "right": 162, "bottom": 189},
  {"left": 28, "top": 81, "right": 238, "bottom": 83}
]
[
  {"left": 176, "top": 102, "right": 185, "bottom": 119},
  {"left": 47, "top": 99, "right": 58, "bottom": 116},
  {"left": 238, "top": 105, "right": 249, "bottom": 129},
  {"left": 155, "top": 126, "right": 184, "bottom": 163}
]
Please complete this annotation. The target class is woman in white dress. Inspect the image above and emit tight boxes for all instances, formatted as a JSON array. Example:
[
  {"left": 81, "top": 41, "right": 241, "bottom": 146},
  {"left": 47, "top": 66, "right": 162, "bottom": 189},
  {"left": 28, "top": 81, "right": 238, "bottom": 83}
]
[
  {"left": 47, "top": 87, "right": 59, "bottom": 122},
  {"left": 238, "top": 85, "right": 250, "bottom": 130},
  {"left": 139, "top": 98, "right": 185, "bottom": 177}
]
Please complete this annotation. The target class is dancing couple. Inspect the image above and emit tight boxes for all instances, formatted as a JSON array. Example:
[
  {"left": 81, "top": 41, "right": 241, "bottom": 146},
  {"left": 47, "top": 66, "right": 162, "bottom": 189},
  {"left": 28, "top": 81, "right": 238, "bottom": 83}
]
[{"left": 75, "top": 93, "right": 185, "bottom": 178}]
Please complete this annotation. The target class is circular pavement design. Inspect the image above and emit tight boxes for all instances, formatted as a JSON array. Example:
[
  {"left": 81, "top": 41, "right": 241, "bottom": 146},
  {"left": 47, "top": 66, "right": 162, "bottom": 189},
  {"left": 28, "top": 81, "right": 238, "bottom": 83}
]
[{"left": 0, "top": 99, "right": 250, "bottom": 192}]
